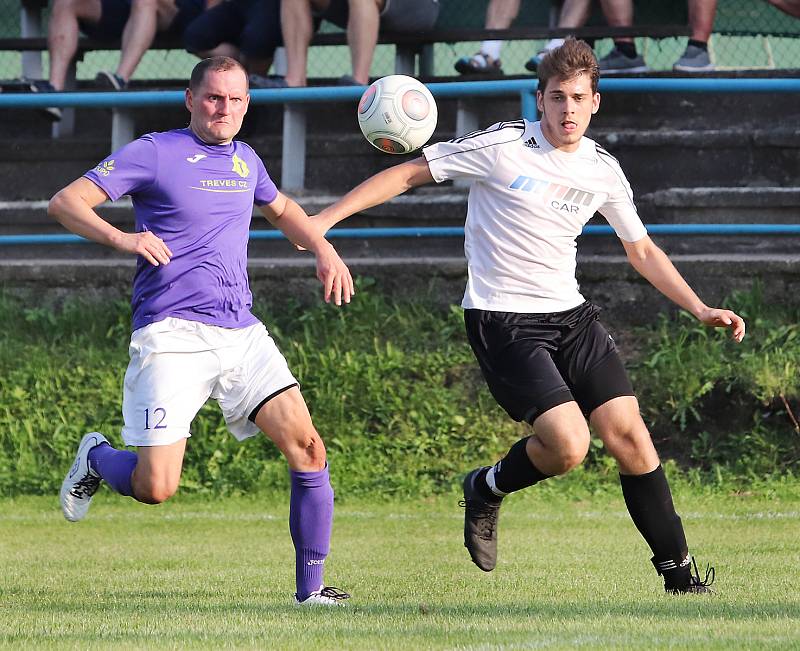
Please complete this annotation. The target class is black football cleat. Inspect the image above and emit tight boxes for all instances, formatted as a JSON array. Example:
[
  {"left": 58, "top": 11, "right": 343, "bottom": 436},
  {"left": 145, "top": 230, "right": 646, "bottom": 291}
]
[
  {"left": 459, "top": 466, "right": 502, "bottom": 572},
  {"left": 666, "top": 556, "right": 715, "bottom": 594}
]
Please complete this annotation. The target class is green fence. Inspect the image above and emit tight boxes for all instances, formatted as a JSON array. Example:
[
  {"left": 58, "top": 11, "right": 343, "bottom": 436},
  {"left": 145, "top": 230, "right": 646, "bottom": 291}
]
[{"left": 1, "top": 0, "right": 798, "bottom": 82}]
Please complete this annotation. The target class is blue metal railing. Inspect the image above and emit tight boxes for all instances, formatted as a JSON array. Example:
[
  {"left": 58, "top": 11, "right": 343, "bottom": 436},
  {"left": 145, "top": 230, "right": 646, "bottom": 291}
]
[
  {"left": 2, "top": 224, "right": 800, "bottom": 246},
  {"left": 1, "top": 77, "right": 799, "bottom": 113}
]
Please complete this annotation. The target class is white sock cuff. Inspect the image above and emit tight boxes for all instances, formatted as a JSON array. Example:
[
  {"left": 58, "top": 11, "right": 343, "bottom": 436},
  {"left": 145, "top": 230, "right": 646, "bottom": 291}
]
[
  {"left": 485, "top": 466, "right": 508, "bottom": 497},
  {"left": 480, "top": 40, "right": 503, "bottom": 61},
  {"left": 544, "top": 38, "right": 565, "bottom": 51}
]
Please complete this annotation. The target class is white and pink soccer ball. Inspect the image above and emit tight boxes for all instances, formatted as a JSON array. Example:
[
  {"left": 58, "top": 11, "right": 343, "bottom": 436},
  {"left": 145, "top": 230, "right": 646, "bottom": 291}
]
[{"left": 357, "top": 74, "right": 438, "bottom": 154}]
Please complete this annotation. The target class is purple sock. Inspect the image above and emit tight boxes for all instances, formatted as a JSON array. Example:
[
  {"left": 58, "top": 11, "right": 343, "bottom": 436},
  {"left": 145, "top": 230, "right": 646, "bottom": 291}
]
[
  {"left": 88, "top": 443, "right": 137, "bottom": 497},
  {"left": 289, "top": 465, "right": 334, "bottom": 601}
]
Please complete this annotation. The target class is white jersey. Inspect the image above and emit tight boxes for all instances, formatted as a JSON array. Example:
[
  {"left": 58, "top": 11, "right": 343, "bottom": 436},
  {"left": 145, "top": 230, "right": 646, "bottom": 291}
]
[{"left": 422, "top": 119, "right": 647, "bottom": 314}]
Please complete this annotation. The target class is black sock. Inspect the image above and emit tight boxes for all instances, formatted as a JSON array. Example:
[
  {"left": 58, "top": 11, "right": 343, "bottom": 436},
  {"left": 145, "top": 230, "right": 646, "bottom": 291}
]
[
  {"left": 688, "top": 39, "right": 708, "bottom": 51},
  {"left": 478, "top": 437, "right": 551, "bottom": 502},
  {"left": 614, "top": 40, "right": 637, "bottom": 59},
  {"left": 619, "top": 465, "right": 691, "bottom": 590}
]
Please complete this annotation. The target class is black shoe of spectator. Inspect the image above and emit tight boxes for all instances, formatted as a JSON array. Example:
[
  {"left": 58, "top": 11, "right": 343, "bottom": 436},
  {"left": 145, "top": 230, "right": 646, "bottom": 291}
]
[
  {"left": 26, "top": 79, "right": 61, "bottom": 122},
  {"left": 95, "top": 71, "right": 127, "bottom": 90},
  {"left": 337, "top": 75, "right": 362, "bottom": 86},
  {"left": 249, "top": 74, "right": 288, "bottom": 89}
]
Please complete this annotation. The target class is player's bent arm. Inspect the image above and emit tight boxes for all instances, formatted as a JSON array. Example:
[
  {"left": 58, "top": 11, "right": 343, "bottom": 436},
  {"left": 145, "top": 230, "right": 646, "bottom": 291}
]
[
  {"left": 315, "top": 157, "right": 435, "bottom": 232},
  {"left": 259, "top": 193, "right": 354, "bottom": 305},
  {"left": 621, "top": 235, "right": 745, "bottom": 342},
  {"left": 48, "top": 177, "right": 172, "bottom": 266}
]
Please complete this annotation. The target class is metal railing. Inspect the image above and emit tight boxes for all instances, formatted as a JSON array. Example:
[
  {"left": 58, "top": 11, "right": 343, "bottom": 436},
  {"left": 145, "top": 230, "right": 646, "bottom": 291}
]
[
  {"left": 3, "top": 224, "right": 800, "bottom": 246},
  {"left": 1, "top": 77, "right": 799, "bottom": 189}
]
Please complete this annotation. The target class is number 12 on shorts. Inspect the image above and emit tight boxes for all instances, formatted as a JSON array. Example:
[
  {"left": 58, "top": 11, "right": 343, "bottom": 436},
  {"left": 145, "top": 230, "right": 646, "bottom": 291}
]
[{"left": 144, "top": 407, "right": 167, "bottom": 430}]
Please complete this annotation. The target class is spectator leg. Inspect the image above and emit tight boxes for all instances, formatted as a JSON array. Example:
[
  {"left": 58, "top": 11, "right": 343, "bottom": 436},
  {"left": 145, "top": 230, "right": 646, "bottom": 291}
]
[
  {"left": 347, "top": 0, "right": 381, "bottom": 84},
  {"left": 558, "top": 0, "right": 592, "bottom": 29},
  {"left": 599, "top": 0, "right": 635, "bottom": 43},
  {"left": 117, "top": 0, "right": 171, "bottom": 82},
  {"left": 687, "top": 0, "right": 717, "bottom": 42},
  {"left": 478, "top": 0, "right": 520, "bottom": 61},
  {"left": 281, "top": 0, "right": 319, "bottom": 86},
  {"left": 48, "top": 0, "right": 102, "bottom": 90}
]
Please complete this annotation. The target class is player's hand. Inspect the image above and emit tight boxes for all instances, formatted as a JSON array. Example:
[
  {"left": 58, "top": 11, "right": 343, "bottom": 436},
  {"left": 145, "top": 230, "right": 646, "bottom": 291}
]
[
  {"left": 313, "top": 241, "right": 354, "bottom": 306},
  {"left": 698, "top": 307, "right": 746, "bottom": 342},
  {"left": 114, "top": 231, "right": 173, "bottom": 266}
]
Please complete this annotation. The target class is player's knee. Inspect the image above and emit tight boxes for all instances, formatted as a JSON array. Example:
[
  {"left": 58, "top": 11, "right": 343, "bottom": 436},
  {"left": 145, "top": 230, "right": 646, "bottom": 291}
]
[
  {"left": 552, "top": 448, "right": 588, "bottom": 474},
  {"left": 550, "top": 431, "right": 590, "bottom": 475},
  {"left": 289, "top": 429, "right": 327, "bottom": 471},
  {"left": 133, "top": 477, "right": 178, "bottom": 504}
]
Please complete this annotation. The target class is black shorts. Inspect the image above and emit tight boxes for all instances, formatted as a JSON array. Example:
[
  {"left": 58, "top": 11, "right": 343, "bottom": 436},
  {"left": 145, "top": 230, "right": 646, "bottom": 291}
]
[
  {"left": 183, "top": 0, "right": 281, "bottom": 58},
  {"left": 79, "top": 0, "right": 203, "bottom": 42},
  {"left": 319, "top": 0, "right": 439, "bottom": 31},
  {"left": 464, "top": 302, "right": 635, "bottom": 424},
  {"left": 168, "top": 0, "right": 207, "bottom": 38},
  {"left": 79, "top": 0, "right": 131, "bottom": 41}
]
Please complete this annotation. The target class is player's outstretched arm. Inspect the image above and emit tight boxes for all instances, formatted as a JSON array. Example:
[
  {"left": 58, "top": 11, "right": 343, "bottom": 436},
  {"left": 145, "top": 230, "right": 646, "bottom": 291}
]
[
  {"left": 313, "top": 157, "right": 435, "bottom": 236},
  {"left": 260, "top": 192, "right": 354, "bottom": 306},
  {"left": 621, "top": 235, "right": 746, "bottom": 342},
  {"left": 48, "top": 177, "right": 173, "bottom": 266}
]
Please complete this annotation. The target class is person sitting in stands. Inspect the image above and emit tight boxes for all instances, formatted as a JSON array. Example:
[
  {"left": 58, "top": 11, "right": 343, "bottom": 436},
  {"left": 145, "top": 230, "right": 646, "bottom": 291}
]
[
  {"left": 184, "top": 0, "right": 282, "bottom": 83},
  {"left": 265, "top": 0, "right": 439, "bottom": 87},
  {"left": 29, "top": 0, "right": 213, "bottom": 120}
]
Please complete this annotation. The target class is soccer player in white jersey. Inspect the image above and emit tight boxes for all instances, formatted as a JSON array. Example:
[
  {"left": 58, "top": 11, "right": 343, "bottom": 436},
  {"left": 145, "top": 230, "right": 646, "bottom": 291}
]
[
  {"left": 49, "top": 56, "right": 353, "bottom": 606},
  {"left": 308, "top": 38, "right": 745, "bottom": 593}
]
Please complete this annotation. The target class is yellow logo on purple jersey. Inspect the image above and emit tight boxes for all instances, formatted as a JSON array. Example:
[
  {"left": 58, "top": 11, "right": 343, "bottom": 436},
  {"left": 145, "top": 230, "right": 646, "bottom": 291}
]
[
  {"left": 231, "top": 154, "right": 250, "bottom": 178},
  {"left": 94, "top": 160, "right": 115, "bottom": 177},
  {"left": 509, "top": 175, "right": 594, "bottom": 213}
]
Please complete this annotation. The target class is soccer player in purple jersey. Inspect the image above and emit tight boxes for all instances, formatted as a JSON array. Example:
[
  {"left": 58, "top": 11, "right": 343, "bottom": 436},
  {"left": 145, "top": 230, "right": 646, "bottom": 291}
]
[
  {"left": 49, "top": 56, "right": 353, "bottom": 606},
  {"left": 305, "top": 39, "right": 745, "bottom": 594}
]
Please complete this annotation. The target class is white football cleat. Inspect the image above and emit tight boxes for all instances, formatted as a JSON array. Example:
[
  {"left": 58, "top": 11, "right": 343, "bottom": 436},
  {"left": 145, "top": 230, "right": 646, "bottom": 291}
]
[
  {"left": 60, "top": 432, "right": 108, "bottom": 522},
  {"left": 294, "top": 586, "right": 350, "bottom": 606}
]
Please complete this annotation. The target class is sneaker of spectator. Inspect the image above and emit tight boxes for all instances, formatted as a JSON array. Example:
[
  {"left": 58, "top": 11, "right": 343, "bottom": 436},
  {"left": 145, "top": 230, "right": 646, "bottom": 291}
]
[
  {"left": 95, "top": 71, "right": 129, "bottom": 90},
  {"left": 598, "top": 47, "right": 649, "bottom": 74},
  {"left": 673, "top": 44, "right": 715, "bottom": 72},
  {"left": 249, "top": 73, "right": 288, "bottom": 88},
  {"left": 454, "top": 53, "right": 503, "bottom": 75},
  {"left": 524, "top": 38, "right": 565, "bottom": 72},
  {"left": 26, "top": 79, "right": 62, "bottom": 122},
  {"left": 337, "top": 75, "right": 362, "bottom": 86}
]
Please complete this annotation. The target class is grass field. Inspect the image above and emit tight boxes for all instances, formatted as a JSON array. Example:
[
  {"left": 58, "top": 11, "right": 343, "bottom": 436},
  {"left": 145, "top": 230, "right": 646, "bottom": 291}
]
[{"left": 1, "top": 487, "right": 798, "bottom": 649}]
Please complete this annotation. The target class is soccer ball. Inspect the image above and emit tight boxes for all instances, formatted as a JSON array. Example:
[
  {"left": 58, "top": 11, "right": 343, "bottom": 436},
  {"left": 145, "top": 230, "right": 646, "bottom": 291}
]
[{"left": 357, "top": 75, "right": 438, "bottom": 154}]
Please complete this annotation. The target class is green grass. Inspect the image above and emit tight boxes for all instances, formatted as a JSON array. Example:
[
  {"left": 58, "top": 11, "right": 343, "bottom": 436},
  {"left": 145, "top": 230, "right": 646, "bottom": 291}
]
[{"left": 1, "top": 488, "right": 799, "bottom": 649}]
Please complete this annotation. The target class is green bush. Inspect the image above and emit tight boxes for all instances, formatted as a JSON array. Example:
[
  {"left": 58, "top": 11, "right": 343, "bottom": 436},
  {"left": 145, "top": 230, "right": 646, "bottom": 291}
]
[
  {"left": 631, "top": 286, "right": 800, "bottom": 477},
  {"left": 0, "top": 285, "right": 797, "bottom": 497}
]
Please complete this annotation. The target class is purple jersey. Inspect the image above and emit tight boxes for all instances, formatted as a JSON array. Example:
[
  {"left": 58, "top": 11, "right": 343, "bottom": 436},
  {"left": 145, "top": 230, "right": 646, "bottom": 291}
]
[{"left": 84, "top": 128, "right": 278, "bottom": 331}]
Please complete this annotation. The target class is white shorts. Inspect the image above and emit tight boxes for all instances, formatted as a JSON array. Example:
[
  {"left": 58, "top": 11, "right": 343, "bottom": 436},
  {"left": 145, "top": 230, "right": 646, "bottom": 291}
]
[{"left": 121, "top": 317, "right": 298, "bottom": 447}]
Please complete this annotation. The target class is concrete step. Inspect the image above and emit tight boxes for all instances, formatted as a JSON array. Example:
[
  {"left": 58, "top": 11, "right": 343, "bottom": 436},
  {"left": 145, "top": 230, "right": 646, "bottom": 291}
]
[
  {"left": 4, "top": 186, "right": 798, "bottom": 227},
  {"left": 0, "top": 118, "right": 798, "bottom": 198},
  {"left": 2, "top": 186, "right": 799, "bottom": 259},
  {"left": 2, "top": 253, "right": 798, "bottom": 329}
]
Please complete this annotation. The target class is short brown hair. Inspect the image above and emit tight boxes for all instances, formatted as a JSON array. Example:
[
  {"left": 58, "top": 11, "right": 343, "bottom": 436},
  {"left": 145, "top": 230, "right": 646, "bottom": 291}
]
[
  {"left": 189, "top": 56, "right": 248, "bottom": 92},
  {"left": 537, "top": 38, "right": 599, "bottom": 94}
]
